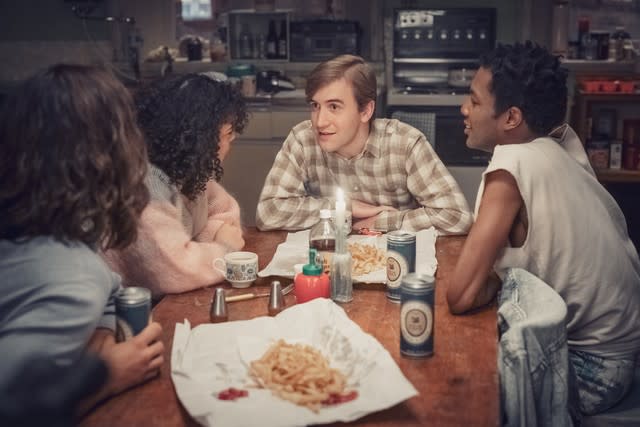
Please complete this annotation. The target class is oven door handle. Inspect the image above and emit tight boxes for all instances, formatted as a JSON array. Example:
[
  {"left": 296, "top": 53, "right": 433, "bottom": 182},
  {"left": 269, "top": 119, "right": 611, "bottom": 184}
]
[{"left": 393, "top": 58, "right": 478, "bottom": 64}]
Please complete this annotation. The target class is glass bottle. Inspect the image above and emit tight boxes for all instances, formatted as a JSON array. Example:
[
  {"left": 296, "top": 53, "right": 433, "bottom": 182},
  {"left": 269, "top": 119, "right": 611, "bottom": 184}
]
[
  {"left": 238, "top": 23, "right": 254, "bottom": 59},
  {"left": 277, "top": 20, "right": 288, "bottom": 59},
  {"left": 255, "top": 33, "right": 266, "bottom": 59},
  {"left": 266, "top": 20, "right": 278, "bottom": 59},
  {"left": 309, "top": 209, "right": 336, "bottom": 274}
]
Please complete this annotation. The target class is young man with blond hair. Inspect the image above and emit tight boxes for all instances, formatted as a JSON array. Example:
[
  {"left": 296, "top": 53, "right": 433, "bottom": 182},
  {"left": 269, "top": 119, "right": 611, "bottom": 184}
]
[{"left": 256, "top": 54, "right": 471, "bottom": 233}]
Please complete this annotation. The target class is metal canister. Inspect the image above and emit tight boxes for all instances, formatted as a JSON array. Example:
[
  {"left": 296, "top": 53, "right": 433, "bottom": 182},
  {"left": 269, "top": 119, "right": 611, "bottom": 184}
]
[
  {"left": 400, "top": 273, "right": 435, "bottom": 358},
  {"left": 115, "top": 287, "right": 151, "bottom": 342},
  {"left": 386, "top": 230, "right": 416, "bottom": 302}
]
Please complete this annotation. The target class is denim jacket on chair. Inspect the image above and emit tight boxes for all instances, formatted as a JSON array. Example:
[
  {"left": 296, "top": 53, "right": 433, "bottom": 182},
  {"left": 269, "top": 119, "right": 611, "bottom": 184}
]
[{"left": 498, "top": 268, "right": 573, "bottom": 427}]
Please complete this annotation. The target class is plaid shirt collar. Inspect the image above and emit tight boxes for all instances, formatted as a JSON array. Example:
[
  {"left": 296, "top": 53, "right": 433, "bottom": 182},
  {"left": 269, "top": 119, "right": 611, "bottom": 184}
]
[{"left": 325, "top": 120, "right": 385, "bottom": 161}]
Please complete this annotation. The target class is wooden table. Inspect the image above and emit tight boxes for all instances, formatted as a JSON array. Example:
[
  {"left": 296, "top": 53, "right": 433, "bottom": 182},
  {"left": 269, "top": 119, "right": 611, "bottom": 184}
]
[{"left": 81, "top": 228, "right": 499, "bottom": 427}]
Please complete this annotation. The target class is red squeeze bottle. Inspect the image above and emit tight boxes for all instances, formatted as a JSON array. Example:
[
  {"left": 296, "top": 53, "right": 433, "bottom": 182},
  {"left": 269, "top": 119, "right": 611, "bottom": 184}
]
[{"left": 294, "top": 248, "right": 330, "bottom": 304}]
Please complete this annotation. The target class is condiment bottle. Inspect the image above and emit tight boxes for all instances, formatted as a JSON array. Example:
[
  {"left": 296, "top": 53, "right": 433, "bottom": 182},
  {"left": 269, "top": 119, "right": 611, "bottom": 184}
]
[
  {"left": 309, "top": 209, "right": 336, "bottom": 274},
  {"left": 294, "top": 248, "right": 330, "bottom": 304}
]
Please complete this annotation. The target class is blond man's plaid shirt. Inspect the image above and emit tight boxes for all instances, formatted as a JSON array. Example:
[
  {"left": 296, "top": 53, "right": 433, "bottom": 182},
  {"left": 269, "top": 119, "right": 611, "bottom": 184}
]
[{"left": 256, "top": 119, "right": 472, "bottom": 234}]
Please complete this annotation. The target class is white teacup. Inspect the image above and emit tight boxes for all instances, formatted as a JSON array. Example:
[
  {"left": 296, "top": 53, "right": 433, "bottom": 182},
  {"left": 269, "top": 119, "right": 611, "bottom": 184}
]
[{"left": 213, "top": 251, "right": 258, "bottom": 288}]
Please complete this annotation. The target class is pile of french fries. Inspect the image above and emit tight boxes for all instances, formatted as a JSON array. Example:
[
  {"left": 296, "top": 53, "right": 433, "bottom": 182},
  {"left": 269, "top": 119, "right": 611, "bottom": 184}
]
[{"left": 249, "top": 340, "right": 347, "bottom": 412}]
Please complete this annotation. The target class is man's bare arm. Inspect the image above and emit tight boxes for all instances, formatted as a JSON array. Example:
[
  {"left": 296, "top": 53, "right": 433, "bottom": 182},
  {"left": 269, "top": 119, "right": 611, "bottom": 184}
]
[{"left": 447, "top": 169, "right": 523, "bottom": 314}]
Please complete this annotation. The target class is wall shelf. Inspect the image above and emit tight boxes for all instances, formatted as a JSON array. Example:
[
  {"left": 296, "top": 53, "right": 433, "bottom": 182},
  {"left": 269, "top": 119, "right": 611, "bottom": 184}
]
[
  {"left": 595, "top": 169, "right": 640, "bottom": 183},
  {"left": 563, "top": 59, "right": 638, "bottom": 76}
]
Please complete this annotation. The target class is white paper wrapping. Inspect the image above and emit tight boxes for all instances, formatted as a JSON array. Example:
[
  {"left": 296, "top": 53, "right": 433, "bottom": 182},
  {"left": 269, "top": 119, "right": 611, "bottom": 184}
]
[
  {"left": 171, "top": 299, "right": 418, "bottom": 427},
  {"left": 258, "top": 228, "right": 438, "bottom": 283}
]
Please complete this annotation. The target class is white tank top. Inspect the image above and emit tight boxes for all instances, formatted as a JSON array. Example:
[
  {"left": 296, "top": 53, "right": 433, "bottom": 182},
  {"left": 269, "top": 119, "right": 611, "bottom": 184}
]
[{"left": 476, "top": 125, "right": 640, "bottom": 359}]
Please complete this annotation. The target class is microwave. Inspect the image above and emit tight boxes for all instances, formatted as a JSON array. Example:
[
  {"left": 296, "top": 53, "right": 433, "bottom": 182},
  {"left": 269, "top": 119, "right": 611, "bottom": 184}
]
[
  {"left": 388, "top": 105, "right": 490, "bottom": 166},
  {"left": 289, "top": 20, "right": 360, "bottom": 61}
]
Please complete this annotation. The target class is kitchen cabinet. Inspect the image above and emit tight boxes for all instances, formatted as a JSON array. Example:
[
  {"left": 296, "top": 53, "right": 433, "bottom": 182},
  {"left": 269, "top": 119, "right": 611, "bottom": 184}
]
[
  {"left": 571, "top": 90, "right": 640, "bottom": 183},
  {"left": 221, "top": 106, "right": 309, "bottom": 226}
]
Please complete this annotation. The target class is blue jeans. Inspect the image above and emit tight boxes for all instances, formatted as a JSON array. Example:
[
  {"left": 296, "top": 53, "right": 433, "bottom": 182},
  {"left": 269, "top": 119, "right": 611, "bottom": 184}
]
[{"left": 568, "top": 349, "right": 635, "bottom": 418}]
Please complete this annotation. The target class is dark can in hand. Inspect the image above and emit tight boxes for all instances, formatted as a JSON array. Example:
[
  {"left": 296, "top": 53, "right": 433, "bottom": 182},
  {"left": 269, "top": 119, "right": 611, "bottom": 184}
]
[
  {"left": 386, "top": 231, "right": 416, "bottom": 302},
  {"left": 400, "top": 273, "right": 435, "bottom": 358},
  {"left": 116, "top": 287, "right": 151, "bottom": 342}
]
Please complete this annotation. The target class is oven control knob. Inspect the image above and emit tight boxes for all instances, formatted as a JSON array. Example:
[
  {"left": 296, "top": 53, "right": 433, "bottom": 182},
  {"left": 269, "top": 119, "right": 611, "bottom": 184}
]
[
  {"left": 479, "top": 30, "right": 487, "bottom": 40},
  {"left": 414, "top": 30, "right": 422, "bottom": 40},
  {"left": 466, "top": 29, "right": 474, "bottom": 40},
  {"left": 453, "top": 30, "right": 461, "bottom": 40},
  {"left": 427, "top": 30, "right": 434, "bottom": 40},
  {"left": 440, "top": 29, "right": 448, "bottom": 40},
  {"left": 401, "top": 30, "right": 409, "bottom": 40}
]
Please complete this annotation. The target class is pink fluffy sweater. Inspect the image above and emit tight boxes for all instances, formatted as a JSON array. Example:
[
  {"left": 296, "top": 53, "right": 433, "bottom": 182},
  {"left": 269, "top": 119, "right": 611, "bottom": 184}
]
[{"left": 103, "top": 165, "right": 244, "bottom": 298}]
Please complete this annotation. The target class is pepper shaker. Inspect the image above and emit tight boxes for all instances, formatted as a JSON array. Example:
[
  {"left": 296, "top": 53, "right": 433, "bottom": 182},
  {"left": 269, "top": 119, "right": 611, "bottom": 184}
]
[
  {"left": 210, "top": 288, "right": 228, "bottom": 323},
  {"left": 268, "top": 280, "right": 285, "bottom": 316}
]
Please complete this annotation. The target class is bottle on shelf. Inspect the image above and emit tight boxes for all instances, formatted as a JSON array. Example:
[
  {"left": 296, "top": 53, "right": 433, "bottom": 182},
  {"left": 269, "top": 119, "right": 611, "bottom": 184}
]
[
  {"left": 238, "top": 23, "right": 254, "bottom": 59},
  {"left": 266, "top": 20, "right": 278, "bottom": 59},
  {"left": 610, "top": 27, "right": 631, "bottom": 61},
  {"left": 577, "top": 16, "right": 590, "bottom": 59},
  {"left": 309, "top": 209, "right": 336, "bottom": 274},
  {"left": 277, "top": 20, "right": 288, "bottom": 59},
  {"left": 255, "top": 33, "right": 266, "bottom": 59}
]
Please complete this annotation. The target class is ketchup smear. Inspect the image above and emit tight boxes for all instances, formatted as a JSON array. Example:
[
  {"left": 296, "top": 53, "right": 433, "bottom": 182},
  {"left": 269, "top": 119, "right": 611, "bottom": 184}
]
[
  {"left": 217, "top": 387, "right": 249, "bottom": 401},
  {"left": 322, "top": 390, "right": 359, "bottom": 405}
]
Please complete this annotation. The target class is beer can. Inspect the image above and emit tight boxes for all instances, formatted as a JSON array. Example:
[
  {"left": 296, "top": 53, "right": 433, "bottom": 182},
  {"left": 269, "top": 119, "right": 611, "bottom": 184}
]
[
  {"left": 116, "top": 287, "right": 151, "bottom": 342},
  {"left": 386, "top": 230, "right": 416, "bottom": 302},
  {"left": 400, "top": 273, "right": 435, "bottom": 358}
]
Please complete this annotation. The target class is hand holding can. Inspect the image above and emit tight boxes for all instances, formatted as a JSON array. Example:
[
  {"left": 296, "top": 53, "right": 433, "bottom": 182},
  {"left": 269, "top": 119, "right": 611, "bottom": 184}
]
[{"left": 116, "top": 287, "right": 152, "bottom": 342}]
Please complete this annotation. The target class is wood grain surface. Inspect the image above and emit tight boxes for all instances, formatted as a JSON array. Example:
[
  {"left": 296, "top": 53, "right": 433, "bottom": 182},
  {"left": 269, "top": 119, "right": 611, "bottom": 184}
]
[{"left": 80, "top": 228, "right": 499, "bottom": 427}]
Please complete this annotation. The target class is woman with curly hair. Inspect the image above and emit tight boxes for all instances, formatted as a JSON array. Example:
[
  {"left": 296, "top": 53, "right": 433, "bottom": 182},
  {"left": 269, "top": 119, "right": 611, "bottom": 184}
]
[
  {"left": 104, "top": 73, "right": 249, "bottom": 297},
  {"left": 0, "top": 64, "right": 164, "bottom": 413}
]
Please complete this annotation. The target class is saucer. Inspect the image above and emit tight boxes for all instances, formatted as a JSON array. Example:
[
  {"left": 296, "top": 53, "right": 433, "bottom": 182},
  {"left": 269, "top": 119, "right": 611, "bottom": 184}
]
[{"left": 230, "top": 279, "right": 255, "bottom": 289}]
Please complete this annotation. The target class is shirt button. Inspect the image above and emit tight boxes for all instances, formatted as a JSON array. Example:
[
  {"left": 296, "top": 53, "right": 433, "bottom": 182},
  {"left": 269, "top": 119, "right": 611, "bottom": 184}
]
[{"left": 352, "top": 186, "right": 359, "bottom": 192}]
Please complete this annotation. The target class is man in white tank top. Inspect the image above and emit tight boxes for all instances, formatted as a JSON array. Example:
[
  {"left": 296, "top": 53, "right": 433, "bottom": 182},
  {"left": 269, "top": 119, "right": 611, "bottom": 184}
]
[{"left": 446, "top": 41, "right": 640, "bottom": 418}]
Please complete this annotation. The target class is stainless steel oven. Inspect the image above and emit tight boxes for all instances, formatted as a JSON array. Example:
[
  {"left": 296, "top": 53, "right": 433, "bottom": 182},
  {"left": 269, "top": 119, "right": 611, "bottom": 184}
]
[
  {"left": 387, "top": 103, "right": 489, "bottom": 167},
  {"left": 384, "top": 8, "right": 496, "bottom": 207}
]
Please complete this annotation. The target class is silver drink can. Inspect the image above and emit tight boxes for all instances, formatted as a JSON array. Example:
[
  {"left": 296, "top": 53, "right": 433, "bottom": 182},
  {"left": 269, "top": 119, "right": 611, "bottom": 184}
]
[
  {"left": 116, "top": 287, "right": 151, "bottom": 342},
  {"left": 386, "top": 230, "right": 416, "bottom": 302},
  {"left": 400, "top": 273, "right": 435, "bottom": 358}
]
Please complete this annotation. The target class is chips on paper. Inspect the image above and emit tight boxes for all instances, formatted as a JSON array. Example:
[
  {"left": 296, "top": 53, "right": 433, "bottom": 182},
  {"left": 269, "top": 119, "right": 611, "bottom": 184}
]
[
  {"left": 249, "top": 340, "right": 348, "bottom": 412},
  {"left": 348, "top": 242, "right": 386, "bottom": 276}
]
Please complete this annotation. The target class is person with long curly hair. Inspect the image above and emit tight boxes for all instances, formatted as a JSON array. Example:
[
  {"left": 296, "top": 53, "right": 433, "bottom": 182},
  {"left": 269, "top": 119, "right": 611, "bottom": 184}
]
[
  {"left": 0, "top": 64, "right": 164, "bottom": 417},
  {"left": 103, "top": 73, "right": 249, "bottom": 297}
]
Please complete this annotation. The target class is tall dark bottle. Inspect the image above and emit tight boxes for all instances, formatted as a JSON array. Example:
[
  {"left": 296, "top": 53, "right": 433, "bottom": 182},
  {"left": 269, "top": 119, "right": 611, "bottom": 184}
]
[
  {"left": 266, "top": 20, "right": 278, "bottom": 59},
  {"left": 277, "top": 20, "right": 288, "bottom": 59}
]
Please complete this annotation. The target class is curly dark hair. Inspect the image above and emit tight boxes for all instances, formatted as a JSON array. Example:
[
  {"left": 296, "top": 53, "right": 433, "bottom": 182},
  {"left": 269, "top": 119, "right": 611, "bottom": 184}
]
[
  {"left": 0, "top": 64, "right": 149, "bottom": 250},
  {"left": 135, "top": 74, "right": 248, "bottom": 200},
  {"left": 479, "top": 41, "right": 568, "bottom": 135}
]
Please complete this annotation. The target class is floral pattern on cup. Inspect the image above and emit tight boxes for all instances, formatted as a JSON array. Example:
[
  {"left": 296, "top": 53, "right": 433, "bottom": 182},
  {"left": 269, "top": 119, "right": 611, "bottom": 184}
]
[
  {"left": 226, "top": 264, "right": 256, "bottom": 282},
  {"left": 213, "top": 251, "right": 259, "bottom": 288}
]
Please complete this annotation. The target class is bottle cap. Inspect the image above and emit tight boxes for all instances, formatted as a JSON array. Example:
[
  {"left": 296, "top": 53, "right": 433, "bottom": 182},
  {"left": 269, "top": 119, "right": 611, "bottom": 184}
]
[
  {"left": 268, "top": 280, "right": 285, "bottom": 316},
  {"left": 210, "top": 288, "right": 228, "bottom": 323},
  {"left": 319, "top": 209, "right": 332, "bottom": 219},
  {"left": 302, "top": 248, "right": 322, "bottom": 276}
]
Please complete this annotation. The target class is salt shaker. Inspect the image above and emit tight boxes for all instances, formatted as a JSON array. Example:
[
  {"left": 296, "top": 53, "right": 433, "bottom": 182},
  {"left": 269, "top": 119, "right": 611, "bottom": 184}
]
[
  {"left": 268, "top": 280, "right": 285, "bottom": 316},
  {"left": 210, "top": 288, "right": 228, "bottom": 323}
]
